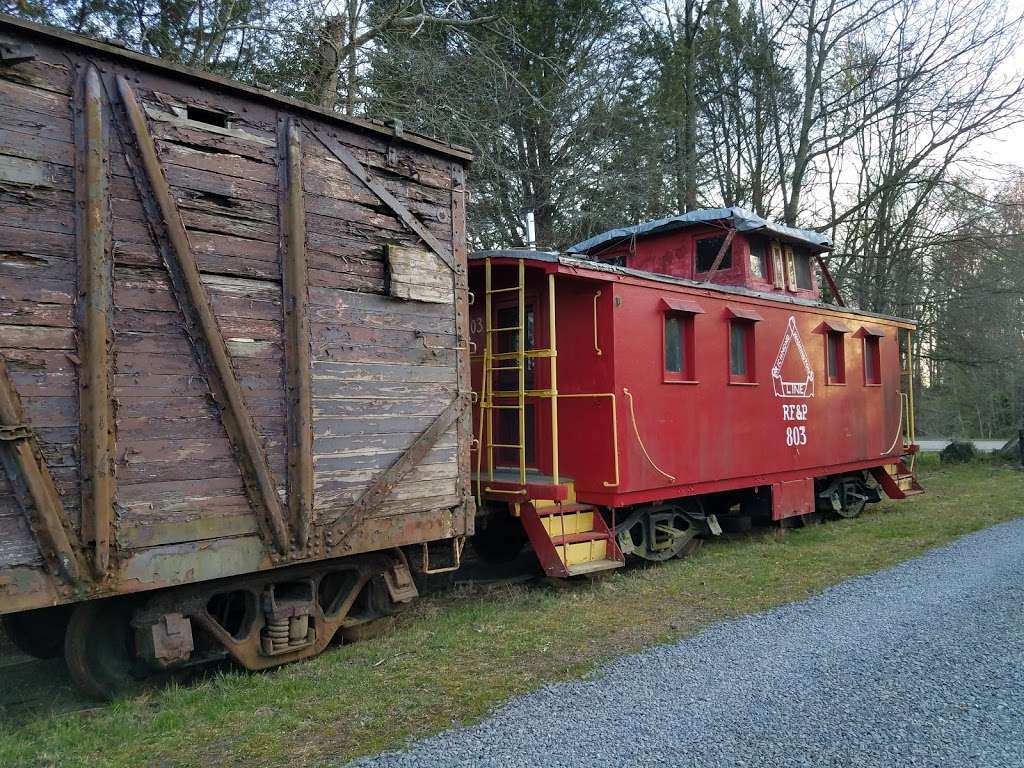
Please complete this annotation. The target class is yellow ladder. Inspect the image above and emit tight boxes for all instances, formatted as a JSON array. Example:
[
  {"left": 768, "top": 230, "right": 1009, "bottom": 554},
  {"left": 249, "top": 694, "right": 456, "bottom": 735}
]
[{"left": 473, "top": 257, "right": 560, "bottom": 500}]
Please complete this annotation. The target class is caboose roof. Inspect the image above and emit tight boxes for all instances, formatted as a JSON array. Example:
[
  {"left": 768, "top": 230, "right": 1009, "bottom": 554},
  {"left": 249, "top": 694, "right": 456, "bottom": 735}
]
[
  {"left": 470, "top": 249, "right": 914, "bottom": 327},
  {"left": 567, "top": 207, "right": 831, "bottom": 255}
]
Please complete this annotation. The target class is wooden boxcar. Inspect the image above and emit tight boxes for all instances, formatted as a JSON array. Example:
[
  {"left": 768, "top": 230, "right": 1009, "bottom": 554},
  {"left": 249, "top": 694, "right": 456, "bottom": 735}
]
[
  {"left": 469, "top": 209, "right": 922, "bottom": 577},
  {"left": 0, "top": 15, "right": 473, "bottom": 696}
]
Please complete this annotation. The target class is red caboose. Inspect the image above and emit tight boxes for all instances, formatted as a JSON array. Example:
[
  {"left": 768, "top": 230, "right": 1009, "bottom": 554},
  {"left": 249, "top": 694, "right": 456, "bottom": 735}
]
[{"left": 469, "top": 209, "right": 921, "bottom": 577}]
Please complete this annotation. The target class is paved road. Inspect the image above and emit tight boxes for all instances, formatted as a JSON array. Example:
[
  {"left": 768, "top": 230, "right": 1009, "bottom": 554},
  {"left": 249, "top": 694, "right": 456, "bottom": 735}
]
[{"left": 351, "top": 519, "right": 1024, "bottom": 767}]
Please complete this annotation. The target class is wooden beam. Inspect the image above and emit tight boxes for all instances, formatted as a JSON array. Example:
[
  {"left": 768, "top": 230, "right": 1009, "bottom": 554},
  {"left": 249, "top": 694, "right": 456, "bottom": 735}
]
[
  {"left": 450, "top": 162, "right": 474, "bottom": 519},
  {"left": 304, "top": 123, "right": 458, "bottom": 273},
  {"left": 74, "top": 64, "right": 115, "bottom": 576},
  {"left": 702, "top": 228, "right": 736, "bottom": 284},
  {"left": 112, "top": 75, "right": 292, "bottom": 557},
  {"left": 279, "top": 116, "right": 314, "bottom": 549},
  {"left": 815, "top": 254, "right": 846, "bottom": 307},
  {"left": 0, "top": 357, "right": 83, "bottom": 583},
  {"left": 325, "top": 395, "right": 468, "bottom": 548}
]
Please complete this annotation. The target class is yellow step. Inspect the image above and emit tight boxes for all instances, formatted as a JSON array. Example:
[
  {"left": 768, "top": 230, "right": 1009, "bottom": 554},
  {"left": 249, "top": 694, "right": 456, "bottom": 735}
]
[
  {"left": 567, "top": 558, "right": 624, "bottom": 576},
  {"left": 541, "top": 511, "right": 594, "bottom": 536},
  {"left": 533, "top": 485, "right": 577, "bottom": 510},
  {"left": 556, "top": 538, "right": 608, "bottom": 566}
]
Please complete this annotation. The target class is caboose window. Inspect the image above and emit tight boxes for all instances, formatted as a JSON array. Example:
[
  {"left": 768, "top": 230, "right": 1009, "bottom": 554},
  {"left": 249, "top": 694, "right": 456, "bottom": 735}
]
[
  {"left": 794, "top": 250, "right": 814, "bottom": 290},
  {"left": 748, "top": 242, "right": 768, "bottom": 281},
  {"left": 696, "top": 235, "right": 731, "bottom": 272},
  {"left": 729, "top": 321, "right": 754, "bottom": 382},
  {"left": 665, "top": 315, "right": 684, "bottom": 372},
  {"left": 864, "top": 335, "right": 881, "bottom": 385},
  {"left": 826, "top": 331, "right": 846, "bottom": 384},
  {"left": 663, "top": 313, "right": 695, "bottom": 381}
]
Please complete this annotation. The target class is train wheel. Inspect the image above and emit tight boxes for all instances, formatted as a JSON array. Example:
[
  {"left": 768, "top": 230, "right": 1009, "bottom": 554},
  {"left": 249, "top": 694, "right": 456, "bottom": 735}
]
[
  {"left": 616, "top": 502, "right": 705, "bottom": 562},
  {"left": 675, "top": 536, "right": 703, "bottom": 558},
  {"left": 1, "top": 605, "right": 72, "bottom": 659},
  {"left": 64, "top": 597, "right": 154, "bottom": 700},
  {"left": 834, "top": 497, "right": 866, "bottom": 519}
]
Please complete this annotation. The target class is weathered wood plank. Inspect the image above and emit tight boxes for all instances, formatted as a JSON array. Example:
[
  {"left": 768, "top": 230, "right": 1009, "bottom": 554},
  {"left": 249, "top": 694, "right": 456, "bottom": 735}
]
[
  {"left": 323, "top": 395, "right": 465, "bottom": 546},
  {"left": 0, "top": 356, "right": 84, "bottom": 582},
  {"left": 112, "top": 75, "right": 291, "bottom": 555},
  {"left": 386, "top": 244, "right": 454, "bottom": 304},
  {"left": 312, "top": 360, "right": 458, "bottom": 384},
  {"left": 314, "top": 430, "right": 457, "bottom": 459},
  {"left": 305, "top": 124, "right": 456, "bottom": 272}
]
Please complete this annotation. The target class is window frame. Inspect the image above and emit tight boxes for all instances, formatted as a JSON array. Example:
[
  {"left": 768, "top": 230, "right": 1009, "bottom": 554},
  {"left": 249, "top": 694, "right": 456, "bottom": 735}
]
[
  {"left": 728, "top": 319, "right": 757, "bottom": 385},
  {"left": 860, "top": 328, "right": 884, "bottom": 386},
  {"left": 825, "top": 330, "right": 846, "bottom": 385},
  {"left": 748, "top": 240, "right": 769, "bottom": 283},
  {"left": 695, "top": 234, "right": 733, "bottom": 274},
  {"left": 783, "top": 245, "right": 798, "bottom": 291},
  {"left": 662, "top": 313, "right": 696, "bottom": 383},
  {"left": 660, "top": 297, "right": 702, "bottom": 384},
  {"left": 770, "top": 241, "right": 786, "bottom": 289},
  {"left": 793, "top": 249, "right": 814, "bottom": 291}
]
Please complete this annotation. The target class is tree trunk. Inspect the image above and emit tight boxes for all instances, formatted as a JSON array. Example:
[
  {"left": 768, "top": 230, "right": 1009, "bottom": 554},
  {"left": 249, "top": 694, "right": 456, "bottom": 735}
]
[{"left": 313, "top": 15, "right": 345, "bottom": 110}]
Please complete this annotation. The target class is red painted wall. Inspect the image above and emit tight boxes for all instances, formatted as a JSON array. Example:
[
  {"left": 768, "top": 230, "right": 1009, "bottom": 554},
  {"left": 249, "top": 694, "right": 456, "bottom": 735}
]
[
  {"left": 470, "top": 258, "right": 909, "bottom": 511},
  {"left": 592, "top": 227, "right": 820, "bottom": 302}
]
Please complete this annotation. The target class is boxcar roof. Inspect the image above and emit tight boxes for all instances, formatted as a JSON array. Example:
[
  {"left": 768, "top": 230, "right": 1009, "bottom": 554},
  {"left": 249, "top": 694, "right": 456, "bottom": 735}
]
[
  {"left": 472, "top": 249, "right": 915, "bottom": 327},
  {"left": 567, "top": 207, "right": 831, "bottom": 255},
  {"left": 0, "top": 13, "right": 473, "bottom": 163}
]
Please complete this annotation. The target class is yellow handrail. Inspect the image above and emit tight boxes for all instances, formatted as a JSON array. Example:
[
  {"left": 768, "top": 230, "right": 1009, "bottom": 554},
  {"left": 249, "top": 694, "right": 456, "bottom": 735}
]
[
  {"left": 622, "top": 387, "right": 676, "bottom": 483},
  {"left": 548, "top": 273, "right": 560, "bottom": 485},
  {"left": 517, "top": 259, "right": 526, "bottom": 484}
]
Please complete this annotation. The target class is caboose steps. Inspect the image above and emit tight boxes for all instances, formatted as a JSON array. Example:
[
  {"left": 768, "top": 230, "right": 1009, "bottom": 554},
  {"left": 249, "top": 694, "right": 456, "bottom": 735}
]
[
  {"left": 520, "top": 502, "right": 624, "bottom": 577},
  {"left": 871, "top": 460, "right": 924, "bottom": 499}
]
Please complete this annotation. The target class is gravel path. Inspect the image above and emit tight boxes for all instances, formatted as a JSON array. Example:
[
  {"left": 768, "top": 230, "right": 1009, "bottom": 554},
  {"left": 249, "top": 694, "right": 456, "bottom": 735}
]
[{"left": 350, "top": 518, "right": 1024, "bottom": 767}]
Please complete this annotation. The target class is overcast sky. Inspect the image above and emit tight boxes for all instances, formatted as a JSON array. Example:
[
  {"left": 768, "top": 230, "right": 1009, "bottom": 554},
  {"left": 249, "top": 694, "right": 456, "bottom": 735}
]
[{"left": 977, "top": 0, "right": 1024, "bottom": 172}]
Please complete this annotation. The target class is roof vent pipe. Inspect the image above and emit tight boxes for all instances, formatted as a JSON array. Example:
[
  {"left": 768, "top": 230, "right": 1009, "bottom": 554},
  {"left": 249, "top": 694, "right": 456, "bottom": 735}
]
[{"left": 522, "top": 209, "right": 536, "bottom": 250}]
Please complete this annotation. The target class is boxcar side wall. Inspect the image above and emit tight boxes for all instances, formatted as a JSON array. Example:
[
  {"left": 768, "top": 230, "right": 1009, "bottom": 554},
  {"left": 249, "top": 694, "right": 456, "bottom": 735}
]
[{"left": 0, "top": 19, "right": 472, "bottom": 614}]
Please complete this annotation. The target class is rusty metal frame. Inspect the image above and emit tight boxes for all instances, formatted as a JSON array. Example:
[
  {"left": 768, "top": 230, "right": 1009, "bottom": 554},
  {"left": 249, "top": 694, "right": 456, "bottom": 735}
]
[
  {"left": 136, "top": 552, "right": 394, "bottom": 671},
  {"left": 74, "top": 64, "right": 116, "bottom": 577},
  {"left": 325, "top": 395, "right": 468, "bottom": 548},
  {"left": 110, "top": 74, "right": 292, "bottom": 557},
  {"left": 304, "top": 122, "right": 458, "bottom": 274},
  {"left": 278, "top": 116, "right": 314, "bottom": 550},
  {"left": 0, "top": 357, "right": 84, "bottom": 584}
]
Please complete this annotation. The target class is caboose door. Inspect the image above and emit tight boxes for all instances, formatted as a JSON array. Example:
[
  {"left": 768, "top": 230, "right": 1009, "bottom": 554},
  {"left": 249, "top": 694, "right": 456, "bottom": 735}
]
[{"left": 493, "top": 303, "right": 538, "bottom": 468}]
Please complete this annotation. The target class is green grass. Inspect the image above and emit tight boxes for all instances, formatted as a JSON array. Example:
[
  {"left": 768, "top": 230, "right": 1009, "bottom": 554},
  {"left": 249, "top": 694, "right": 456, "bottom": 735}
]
[{"left": 2, "top": 457, "right": 1022, "bottom": 768}]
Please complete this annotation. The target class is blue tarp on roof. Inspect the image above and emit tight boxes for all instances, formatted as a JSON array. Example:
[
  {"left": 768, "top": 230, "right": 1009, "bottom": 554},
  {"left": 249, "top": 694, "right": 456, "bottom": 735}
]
[{"left": 566, "top": 207, "right": 831, "bottom": 254}]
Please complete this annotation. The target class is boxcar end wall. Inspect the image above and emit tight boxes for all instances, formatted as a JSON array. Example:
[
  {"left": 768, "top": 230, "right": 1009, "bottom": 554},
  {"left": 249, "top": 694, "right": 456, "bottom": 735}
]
[{"left": 0, "top": 15, "right": 474, "bottom": 616}]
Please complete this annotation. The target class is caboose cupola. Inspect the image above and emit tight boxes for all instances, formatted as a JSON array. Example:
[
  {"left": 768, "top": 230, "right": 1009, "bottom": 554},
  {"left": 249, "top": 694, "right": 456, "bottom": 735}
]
[{"left": 567, "top": 207, "right": 830, "bottom": 300}]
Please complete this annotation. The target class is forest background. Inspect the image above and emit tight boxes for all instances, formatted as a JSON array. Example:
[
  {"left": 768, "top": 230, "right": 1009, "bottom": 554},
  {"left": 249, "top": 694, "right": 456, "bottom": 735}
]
[{"left": 5, "top": 0, "right": 1024, "bottom": 439}]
